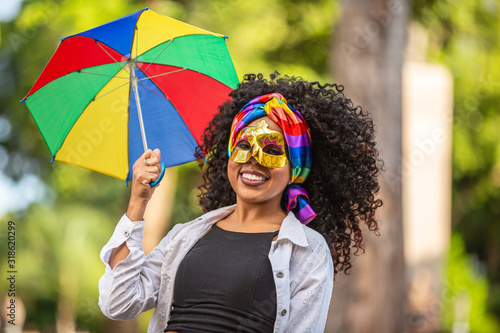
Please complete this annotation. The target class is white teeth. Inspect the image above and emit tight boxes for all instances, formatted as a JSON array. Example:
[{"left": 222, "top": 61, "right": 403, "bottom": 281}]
[{"left": 241, "top": 173, "right": 266, "bottom": 181}]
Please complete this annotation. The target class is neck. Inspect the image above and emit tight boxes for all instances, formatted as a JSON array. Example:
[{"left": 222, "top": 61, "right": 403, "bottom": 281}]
[{"left": 230, "top": 197, "right": 287, "bottom": 230}]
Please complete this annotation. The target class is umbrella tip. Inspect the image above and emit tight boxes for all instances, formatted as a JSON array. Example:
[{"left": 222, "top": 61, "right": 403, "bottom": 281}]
[
  {"left": 223, "top": 35, "right": 229, "bottom": 39},
  {"left": 50, "top": 156, "right": 55, "bottom": 163},
  {"left": 145, "top": 7, "right": 149, "bottom": 10},
  {"left": 19, "top": 98, "right": 26, "bottom": 103}
]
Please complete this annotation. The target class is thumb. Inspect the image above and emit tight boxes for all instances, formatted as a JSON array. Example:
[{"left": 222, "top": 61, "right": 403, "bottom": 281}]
[{"left": 153, "top": 148, "right": 161, "bottom": 161}]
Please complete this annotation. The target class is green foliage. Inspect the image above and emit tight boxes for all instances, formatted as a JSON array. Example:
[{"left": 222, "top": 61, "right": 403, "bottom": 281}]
[
  {"left": 413, "top": 0, "right": 500, "bottom": 324},
  {"left": 184, "top": 0, "right": 338, "bottom": 81},
  {"left": 0, "top": 198, "right": 120, "bottom": 331},
  {"left": 171, "top": 162, "right": 203, "bottom": 226},
  {"left": 1, "top": 0, "right": 140, "bottom": 330},
  {"left": 442, "top": 233, "right": 500, "bottom": 332}
]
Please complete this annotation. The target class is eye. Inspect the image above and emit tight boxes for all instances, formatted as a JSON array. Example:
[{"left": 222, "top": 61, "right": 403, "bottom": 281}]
[
  {"left": 236, "top": 140, "right": 251, "bottom": 150},
  {"left": 263, "top": 144, "right": 284, "bottom": 156}
]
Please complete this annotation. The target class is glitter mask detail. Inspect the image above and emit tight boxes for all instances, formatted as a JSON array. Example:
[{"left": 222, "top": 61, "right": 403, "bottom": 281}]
[{"left": 230, "top": 120, "right": 289, "bottom": 168}]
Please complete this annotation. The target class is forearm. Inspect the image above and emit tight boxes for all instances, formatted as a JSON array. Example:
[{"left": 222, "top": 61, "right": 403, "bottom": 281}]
[
  {"left": 99, "top": 215, "right": 164, "bottom": 319},
  {"left": 108, "top": 198, "right": 149, "bottom": 269},
  {"left": 109, "top": 242, "right": 130, "bottom": 269},
  {"left": 108, "top": 193, "right": 152, "bottom": 269},
  {"left": 126, "top": 197, "right": 149, "bottom": 222}
]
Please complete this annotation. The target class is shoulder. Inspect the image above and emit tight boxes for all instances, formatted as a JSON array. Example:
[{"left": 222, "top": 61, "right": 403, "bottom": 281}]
[
  {"left": 278, "top": 213, "right": 332, "bottom": 276},
  {"left": 289, "top": 224, "right": 333, "bottom": 281},
  {"left": 287, "top": 225, "right": 334, "bottom": 295},
  {"left": 295, "top": 226, "right": 332, "bottom": 271},
  {"left": 303, "top": 225, "right": 330, "bottom": 253},
  {"left": 278, "top": 212, "right": 330, "bottom": 257}
]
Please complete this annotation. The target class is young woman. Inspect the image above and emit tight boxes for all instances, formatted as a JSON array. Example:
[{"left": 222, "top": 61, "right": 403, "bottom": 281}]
[{"left": 98, "top": 73, "right": 382, "bottom": 332}]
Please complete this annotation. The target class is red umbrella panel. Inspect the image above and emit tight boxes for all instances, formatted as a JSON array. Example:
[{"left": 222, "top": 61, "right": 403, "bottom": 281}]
[{"left": 22, "top": 8, "right": 239, "bottom": 184}]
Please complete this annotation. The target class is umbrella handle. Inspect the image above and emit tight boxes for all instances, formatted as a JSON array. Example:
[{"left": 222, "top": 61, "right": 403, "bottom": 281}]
[{"left": 151, "top": 163, "right": 165, "bottom": 187}]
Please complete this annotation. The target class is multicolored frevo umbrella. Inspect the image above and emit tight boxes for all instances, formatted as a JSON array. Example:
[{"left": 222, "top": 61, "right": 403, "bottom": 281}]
[{"left": 22, "top": 7, "right": 238, "bottom": 185}]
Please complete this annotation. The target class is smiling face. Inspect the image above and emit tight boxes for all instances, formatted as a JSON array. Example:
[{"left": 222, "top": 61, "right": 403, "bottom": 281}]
[{"left": 228, "top": 116, "right": 291, "bottom": 207}]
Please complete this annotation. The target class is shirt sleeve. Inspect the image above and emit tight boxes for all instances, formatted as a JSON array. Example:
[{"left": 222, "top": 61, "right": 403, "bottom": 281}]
[
  {"left": 98, "top": 214, "right": 169, "bottom": 320},
  {"left": 285, "top": 247, "right": 334, "bottom": 332}
]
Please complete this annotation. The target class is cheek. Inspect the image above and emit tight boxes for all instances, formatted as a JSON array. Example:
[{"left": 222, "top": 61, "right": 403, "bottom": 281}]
[
  {"left": 227, "top": 160, "right": 239, "bottom": 181},
  {"left": 272, "top": 165, "right": 291, "bottom": 184}
]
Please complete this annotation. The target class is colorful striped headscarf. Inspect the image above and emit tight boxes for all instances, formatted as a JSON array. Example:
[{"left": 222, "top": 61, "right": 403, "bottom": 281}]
[{"left": 228, "top": 93, "right": 316, "bottom": 224}]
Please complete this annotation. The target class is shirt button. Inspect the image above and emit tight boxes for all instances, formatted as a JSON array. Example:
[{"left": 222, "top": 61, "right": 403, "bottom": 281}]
[
  {"left": 124, "top": 230, "right": 130, "bottom": 237},
  {"left": 280, "top": 309, "right": 287, "bottom": 316},
  {"left": 276, "top": 271, "right": 284, "bottom": 278}
]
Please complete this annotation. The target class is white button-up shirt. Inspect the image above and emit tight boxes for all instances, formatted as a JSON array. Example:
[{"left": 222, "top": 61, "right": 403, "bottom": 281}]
[{"left": 98, "top": 205, "right": 334, "bottom": 332}]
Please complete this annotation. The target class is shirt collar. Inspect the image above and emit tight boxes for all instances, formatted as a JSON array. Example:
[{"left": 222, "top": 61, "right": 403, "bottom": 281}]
[
  {"left": 200, "top": 205, "right": 309, "bottom": 248},
  {"left": 198, "top": 204, "right": 237, "bottom": 225},
  {"left": 276, "top": 211, "right": 309, "bottom": 247}
]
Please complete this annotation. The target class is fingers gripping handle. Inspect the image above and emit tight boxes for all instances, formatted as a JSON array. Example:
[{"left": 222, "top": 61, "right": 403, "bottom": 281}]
[{"left": 151, "top": 163, "right": 165, "bottom": 187}]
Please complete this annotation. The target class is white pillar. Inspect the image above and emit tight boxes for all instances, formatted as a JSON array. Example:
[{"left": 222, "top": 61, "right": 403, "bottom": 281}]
[{"left": 402, "top": 60, "right": 453, "bottom": 332}]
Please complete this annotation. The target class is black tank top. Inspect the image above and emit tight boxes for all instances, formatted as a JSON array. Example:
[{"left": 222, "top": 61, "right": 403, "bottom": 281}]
[{"left": 164, "top": 224, "right": 279, "bottom": 333}]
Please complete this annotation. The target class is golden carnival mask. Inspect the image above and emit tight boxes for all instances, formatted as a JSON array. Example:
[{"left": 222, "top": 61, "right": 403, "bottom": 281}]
[{"left": 229, "top": 120, "right": 289, "bottom": 168}]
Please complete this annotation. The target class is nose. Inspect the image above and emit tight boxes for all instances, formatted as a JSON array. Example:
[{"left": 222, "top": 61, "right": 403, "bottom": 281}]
[
  {"left": 246, "top": 144, "right": 257, "bottom": 165},
  {"left": 248, "top": 156, "right": 258, "bottom": 165}
]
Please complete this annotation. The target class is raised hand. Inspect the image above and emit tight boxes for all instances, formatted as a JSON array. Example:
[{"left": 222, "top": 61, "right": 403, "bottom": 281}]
[{"left": 126, "top": 148, "right": 162, "bottom": 221}]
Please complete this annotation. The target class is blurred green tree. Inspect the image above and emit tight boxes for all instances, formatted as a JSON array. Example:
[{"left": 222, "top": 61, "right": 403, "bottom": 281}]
[
  {"left": 443, "top": 233, "right": 500, "bottom": 333},
  {"left": 412, "top": 0, "right": 500, "bottom": 323},
  {"left": 0, "top": 1, "right": 143, "bottom": 331}
]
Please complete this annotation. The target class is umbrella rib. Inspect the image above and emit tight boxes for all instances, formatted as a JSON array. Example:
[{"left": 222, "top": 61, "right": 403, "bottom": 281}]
[
  {"left": 137, "top": 68, "right": 186, "bottom": 82},
  {"left": 92, "top": 81, "right": 131, "bottom": 101},
  {"left": 137, "top": 39, "right": 174, "bottom": 79},
  {"left": 79, "top": 71, "right": 129, "bottom": 79},
  {"left": 137, "top": 82, "right": 168, "bottom": 100},
  {"left": 135, "top": 26, "right": 140, "bottom": 63},
  {"left": 96, "top": 42, "right": 129, "bottom": 73}
]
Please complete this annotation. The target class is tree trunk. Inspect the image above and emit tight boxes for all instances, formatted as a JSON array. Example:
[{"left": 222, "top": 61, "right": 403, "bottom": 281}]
[{"left": 326, "top": 0, "right": 408, "bottom": 332}]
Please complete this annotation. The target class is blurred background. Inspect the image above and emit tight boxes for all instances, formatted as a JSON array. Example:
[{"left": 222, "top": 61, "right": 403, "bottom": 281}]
[{"left": 0, "top": 0, "right": 499, "bottom": 332}]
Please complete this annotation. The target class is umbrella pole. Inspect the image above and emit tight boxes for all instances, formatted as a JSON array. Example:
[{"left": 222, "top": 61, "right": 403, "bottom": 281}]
[
  {"left": 130, "top": 62, "right": 149, "bottom": 151},
  {"left": 129, "top": 62, "right": 165, "bottom": 187}
]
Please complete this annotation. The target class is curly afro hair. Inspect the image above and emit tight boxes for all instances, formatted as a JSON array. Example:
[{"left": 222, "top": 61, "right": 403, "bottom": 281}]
[{"left": 194, "top": 73, "right": 382, "bottom": 275}]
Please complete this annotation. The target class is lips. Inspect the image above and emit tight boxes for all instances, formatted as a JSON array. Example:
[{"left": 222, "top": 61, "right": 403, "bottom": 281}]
[{"left": 240, "top": 169, "right": 269, "bottom": 186}]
